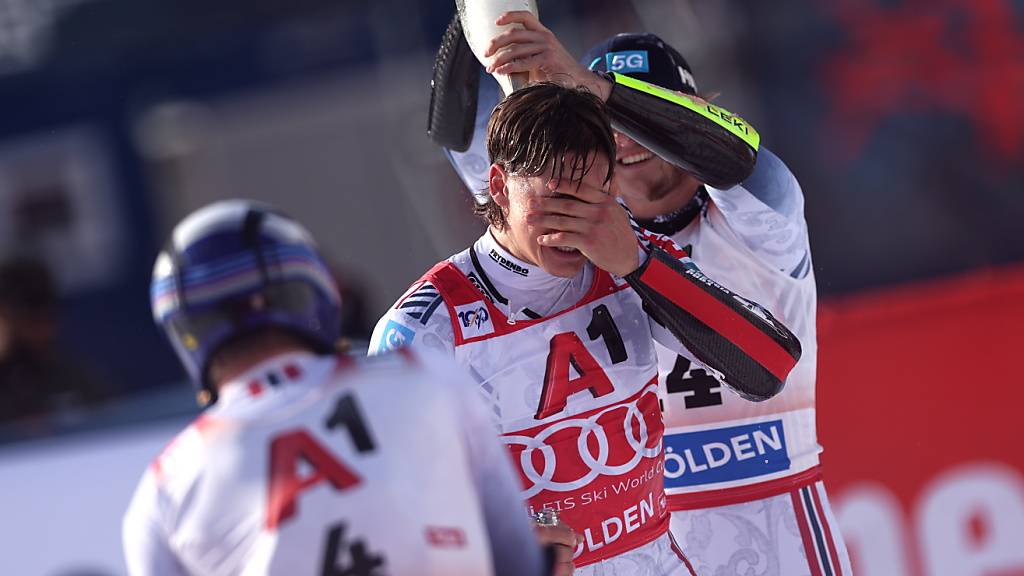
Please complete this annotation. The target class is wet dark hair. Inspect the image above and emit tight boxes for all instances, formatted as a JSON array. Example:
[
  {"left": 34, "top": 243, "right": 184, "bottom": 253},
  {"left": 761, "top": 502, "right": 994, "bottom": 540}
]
[{"left": 479, "top": 82, "right": 616, "bottom": 229}]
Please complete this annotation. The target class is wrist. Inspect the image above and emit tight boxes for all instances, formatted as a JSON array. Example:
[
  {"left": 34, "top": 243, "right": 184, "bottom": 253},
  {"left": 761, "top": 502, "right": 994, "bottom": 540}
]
[
  {"left": 588, "top": 71, "right": 613, "bottom": 102},
  {"left": 610, "top": 246, "right": 645, "bottom": 277}
]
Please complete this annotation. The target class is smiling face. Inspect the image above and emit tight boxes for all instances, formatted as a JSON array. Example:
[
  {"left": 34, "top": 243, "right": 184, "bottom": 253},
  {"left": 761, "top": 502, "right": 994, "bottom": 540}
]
[
  {"left": 488, "top": 154, "right": 611, "bottom": 278},
  {"left": 613, "top": 132, "right": 701, "bottom": 219}
]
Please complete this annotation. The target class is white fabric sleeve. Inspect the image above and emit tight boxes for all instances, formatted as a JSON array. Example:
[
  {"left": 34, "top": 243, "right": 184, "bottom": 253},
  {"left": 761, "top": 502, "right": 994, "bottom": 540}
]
[
  {"left": 707, "top": 146, "right": 811, "bottom": 278},
  {"left": 648, "top": 316, "right": 702, "bottom": 367},
  {"left": 122, "top": 471, "right": 187, "bottom": 576},
  {"left": 369, "top": 281, "right": 456, "bottom": 357},
  {"left": 419, "top": 350, "right": 546, "bottom": 576}
]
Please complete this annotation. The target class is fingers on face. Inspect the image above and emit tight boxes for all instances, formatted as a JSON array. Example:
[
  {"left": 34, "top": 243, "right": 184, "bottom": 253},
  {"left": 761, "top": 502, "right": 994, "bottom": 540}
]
[
  {"left": 529, "top": 213, "right": 590, "bottom": 234},
  {"left": 531, "top": 196, "right": 600, "bottom": 219},
  {"left": 537, "top": 231, "right": 585, "bottom": 250},
  {"left": 547, "top": 178, "right": 610, "bottom": 204}
]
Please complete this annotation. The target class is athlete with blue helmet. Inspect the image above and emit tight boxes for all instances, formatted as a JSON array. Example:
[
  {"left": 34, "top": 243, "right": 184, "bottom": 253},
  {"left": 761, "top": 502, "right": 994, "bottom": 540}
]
[
  {"left": 149, "top": 200, "right": 342, "bottom": 405},
  {"left": 127, "top": 200, "right": 548, "bottom": 576}
]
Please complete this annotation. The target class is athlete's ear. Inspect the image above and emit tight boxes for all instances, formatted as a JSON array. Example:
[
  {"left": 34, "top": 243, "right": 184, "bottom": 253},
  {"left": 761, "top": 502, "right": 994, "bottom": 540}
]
[{"left": 488, "top": 163, "right": 510, "bottom": 211}]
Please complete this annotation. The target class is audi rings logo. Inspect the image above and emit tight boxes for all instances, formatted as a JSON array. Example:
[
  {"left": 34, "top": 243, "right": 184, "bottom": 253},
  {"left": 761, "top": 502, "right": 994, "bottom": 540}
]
[{"left": 503, "top": 384, "right": 662, "bottom": 498}]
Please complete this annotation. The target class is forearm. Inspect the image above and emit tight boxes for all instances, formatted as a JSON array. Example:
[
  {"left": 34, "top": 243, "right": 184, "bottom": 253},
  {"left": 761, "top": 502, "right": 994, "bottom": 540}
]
[
  {"left": 626, "top": 246, "right": 801, "bottom": 401},
  {"left": 602, "top": 72, "right": 759, "bottom": 189}
]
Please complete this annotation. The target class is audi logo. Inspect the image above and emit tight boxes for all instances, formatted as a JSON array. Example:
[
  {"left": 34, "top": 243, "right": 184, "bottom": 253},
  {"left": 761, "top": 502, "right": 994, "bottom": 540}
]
[{"left": 503, "top": 384, "right": 663, "bottom": 498}]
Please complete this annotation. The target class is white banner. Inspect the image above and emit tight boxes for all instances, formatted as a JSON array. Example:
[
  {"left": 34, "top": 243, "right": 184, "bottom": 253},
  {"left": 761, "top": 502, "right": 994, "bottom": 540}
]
[{"left": 0, "top": 419, "right": 188, "bottom": 576}]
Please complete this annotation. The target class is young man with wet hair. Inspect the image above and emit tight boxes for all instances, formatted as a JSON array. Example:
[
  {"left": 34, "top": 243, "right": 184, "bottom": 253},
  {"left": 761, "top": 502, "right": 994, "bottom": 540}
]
[
  {"left": 375, "top": 81, "right": 801, "bottom": 575},
  {"left": 124, "top": 200, "right": 548, "bottom": 576},
  {"left": 446, "top": 11, "right": 851, "bottom": 575}
]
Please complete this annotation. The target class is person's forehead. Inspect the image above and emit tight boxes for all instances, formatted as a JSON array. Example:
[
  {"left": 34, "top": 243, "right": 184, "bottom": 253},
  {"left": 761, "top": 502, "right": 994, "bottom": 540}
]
[
  {"left": 542, "top": 159, "right": 612, "bottom": 192},
  {"left": 582, "top": 154, "right": 611, "bottom": 180},
  {"left": 558, "top": 150, "right": 610, "bottom": 172}
]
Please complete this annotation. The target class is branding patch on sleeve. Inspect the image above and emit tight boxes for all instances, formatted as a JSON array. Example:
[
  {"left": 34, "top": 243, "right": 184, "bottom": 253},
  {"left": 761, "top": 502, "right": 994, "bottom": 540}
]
[
  {"left": 612, "top": 73, "right": 760, "bottom": 150},
  {"left": 604, "top": 50, "right": 649, "bottom": 73},
  {"left": 376, "top": 320, "right": 415, "bottom": 353},
  {"left": 454, "top": 301, "right": 495, "bottom": 339}
]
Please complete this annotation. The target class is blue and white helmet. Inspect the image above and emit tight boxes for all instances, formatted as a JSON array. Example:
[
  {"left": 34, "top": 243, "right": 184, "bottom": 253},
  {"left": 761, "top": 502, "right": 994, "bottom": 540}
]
[{"left": 151, "top": 200, "right": 341, "bottom": 403}]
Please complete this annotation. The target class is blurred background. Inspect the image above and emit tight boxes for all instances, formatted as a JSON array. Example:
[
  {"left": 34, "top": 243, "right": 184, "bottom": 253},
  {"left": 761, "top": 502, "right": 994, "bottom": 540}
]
[{"left": 0, "top": 0, "right": 1021, "bottom": 574}]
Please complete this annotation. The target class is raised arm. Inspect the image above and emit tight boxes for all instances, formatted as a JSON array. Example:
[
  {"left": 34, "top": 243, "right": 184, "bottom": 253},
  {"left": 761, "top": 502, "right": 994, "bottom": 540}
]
[
  {"left": 709, "top": 146, "right": 812, "bottom": 278},
  {"left": 627, "top": 221, "right": 802, "bottom": 401},
  {"left": 475, "top": 11, "right": 759, "bottom": 189}
]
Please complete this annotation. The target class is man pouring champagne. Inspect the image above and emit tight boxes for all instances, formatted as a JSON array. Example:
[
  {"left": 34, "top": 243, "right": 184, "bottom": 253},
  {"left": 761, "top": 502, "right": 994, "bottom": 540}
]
[{"left": 388, "top": 3, "right": 804, "bottom": 574}]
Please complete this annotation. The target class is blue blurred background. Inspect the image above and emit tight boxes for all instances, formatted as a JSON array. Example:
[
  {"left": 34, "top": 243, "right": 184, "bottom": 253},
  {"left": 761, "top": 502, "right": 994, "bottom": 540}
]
[{"left": 0, "top": 1, "right": 1021, "bottom": 575}]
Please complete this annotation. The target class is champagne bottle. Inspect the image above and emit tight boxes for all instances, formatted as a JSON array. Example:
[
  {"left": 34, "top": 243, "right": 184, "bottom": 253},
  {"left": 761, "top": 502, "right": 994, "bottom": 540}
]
[{"left": 455, "top": 0, "right": 539, "bottom": 95}]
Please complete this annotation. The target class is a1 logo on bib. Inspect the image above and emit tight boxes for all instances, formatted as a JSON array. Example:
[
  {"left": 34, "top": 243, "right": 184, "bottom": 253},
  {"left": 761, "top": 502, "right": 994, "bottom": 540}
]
[{"left": 455, "top": 301, "right": 495, "bottom": 339}]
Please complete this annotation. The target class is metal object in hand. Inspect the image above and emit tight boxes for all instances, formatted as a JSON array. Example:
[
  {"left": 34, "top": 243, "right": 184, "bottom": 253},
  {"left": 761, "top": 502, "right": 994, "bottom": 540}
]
[{"left": 531, "top": 509, "right": 561, "bottom": 527}]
